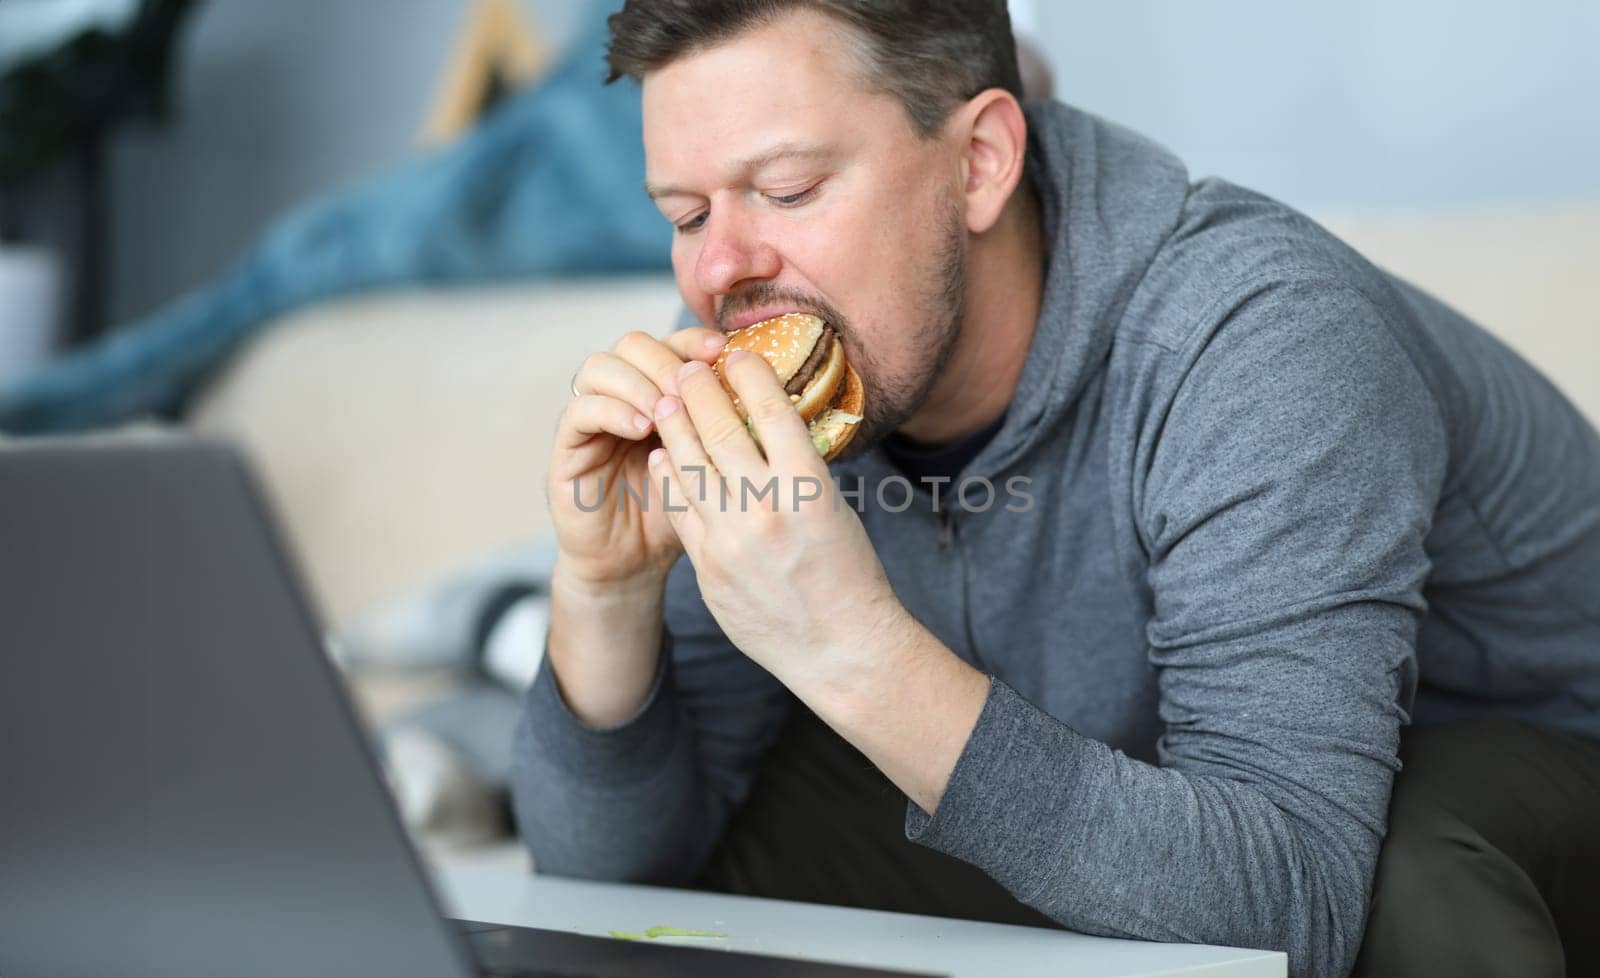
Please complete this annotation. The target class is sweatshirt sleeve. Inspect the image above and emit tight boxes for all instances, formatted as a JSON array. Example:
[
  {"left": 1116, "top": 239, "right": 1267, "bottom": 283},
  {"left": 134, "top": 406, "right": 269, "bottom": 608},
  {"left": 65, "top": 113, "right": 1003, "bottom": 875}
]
[
  {"left": 903, "top": 280, "right": 1447, "bottom": 978},
  {"left": 510, "top": 556, "right": 794, "bottom": 884}
]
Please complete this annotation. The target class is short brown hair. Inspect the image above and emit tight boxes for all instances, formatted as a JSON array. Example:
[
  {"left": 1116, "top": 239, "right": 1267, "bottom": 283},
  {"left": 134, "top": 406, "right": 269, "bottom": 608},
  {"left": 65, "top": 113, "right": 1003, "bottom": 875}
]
[{"left": 605, "top": 0, "right": 1023, "bottom": 137}]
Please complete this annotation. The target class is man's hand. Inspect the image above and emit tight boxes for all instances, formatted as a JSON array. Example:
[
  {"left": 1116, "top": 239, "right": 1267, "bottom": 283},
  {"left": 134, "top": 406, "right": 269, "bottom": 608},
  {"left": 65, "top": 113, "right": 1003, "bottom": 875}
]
[
  {"left": 548, "top": 327, "right": 727, "bottom": 589},
  {"left": 646, "top": 350, "right": 909, "bottom": 691},
  {"left": 544, "top": 326, "right": 725, "bottom": 728},
  {"left": 648, "top": 350, "right": 990, "bottom": 814}
]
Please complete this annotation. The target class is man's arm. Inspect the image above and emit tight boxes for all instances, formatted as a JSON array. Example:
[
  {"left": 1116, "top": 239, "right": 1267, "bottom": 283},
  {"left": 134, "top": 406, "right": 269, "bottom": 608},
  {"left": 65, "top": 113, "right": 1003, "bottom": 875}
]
[
  {"left": 511, "top": 557, "right": 793, "bottom": 884},
  {"left": 796, "top": 281, "right": 1445, "bottom": 978}
]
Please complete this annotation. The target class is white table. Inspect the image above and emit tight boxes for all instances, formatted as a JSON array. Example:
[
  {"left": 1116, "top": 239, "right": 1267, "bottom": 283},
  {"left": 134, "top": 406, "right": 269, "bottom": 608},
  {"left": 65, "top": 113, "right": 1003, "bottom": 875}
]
[{"left": 433, "top": 865, "right": 1286, "bottom": 978}]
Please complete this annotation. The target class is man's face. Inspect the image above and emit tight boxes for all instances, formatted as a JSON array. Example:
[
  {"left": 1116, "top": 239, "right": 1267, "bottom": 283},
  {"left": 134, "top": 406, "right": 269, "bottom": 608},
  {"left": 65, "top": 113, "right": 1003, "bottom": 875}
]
[{"left": 642, "top": 9, "right": 969, "bottom": 453}]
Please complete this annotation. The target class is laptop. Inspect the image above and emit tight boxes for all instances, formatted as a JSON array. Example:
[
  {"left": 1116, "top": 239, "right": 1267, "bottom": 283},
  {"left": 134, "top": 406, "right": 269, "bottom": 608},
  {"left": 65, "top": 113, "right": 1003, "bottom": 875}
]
[{"left": 0, "top": 437, "right": 937, "bottom": 978}]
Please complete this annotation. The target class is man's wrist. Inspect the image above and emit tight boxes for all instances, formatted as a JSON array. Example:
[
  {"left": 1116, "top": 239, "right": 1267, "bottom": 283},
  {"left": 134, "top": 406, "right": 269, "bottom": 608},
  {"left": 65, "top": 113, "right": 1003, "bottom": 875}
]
[
  {"left": 550, "top": 557, "right": 670, "bottom": 605},
  {"left": 546, "top": 558, "right": 669, "bottom": 729},
  {"left": 800, "top": 605, "right": 992, "bottom": 815},
  {"left": 801, "top": 599, "right": 925, "bottom": 719}
]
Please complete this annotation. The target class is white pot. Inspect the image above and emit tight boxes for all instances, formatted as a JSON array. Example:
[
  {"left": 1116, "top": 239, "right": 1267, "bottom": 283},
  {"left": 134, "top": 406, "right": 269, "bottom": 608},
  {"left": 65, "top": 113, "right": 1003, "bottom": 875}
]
[{"left": 0, "top": 245, "right": 63, "bottom": 388}]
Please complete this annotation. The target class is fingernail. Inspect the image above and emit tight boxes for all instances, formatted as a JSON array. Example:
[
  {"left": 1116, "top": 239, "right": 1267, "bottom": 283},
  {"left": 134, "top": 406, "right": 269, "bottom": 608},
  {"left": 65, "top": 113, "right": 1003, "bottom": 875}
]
[
  {"left": 633, "top": 413, "right": 651, "bottom": 432},
  {"left": 727, "top": 350, "right": 753, "bottom": 363},
  {"left": 704, "top": 332, "right": 727, "bottom": 350},
  {"left": 678, "top": 359, "right": 707, "bottom": 379},
  {"left": 654, "top": 396, "right": 679, "bottom": 419},
  {"left": 648, "top": 447, "right": 667, "bottom": 468}
]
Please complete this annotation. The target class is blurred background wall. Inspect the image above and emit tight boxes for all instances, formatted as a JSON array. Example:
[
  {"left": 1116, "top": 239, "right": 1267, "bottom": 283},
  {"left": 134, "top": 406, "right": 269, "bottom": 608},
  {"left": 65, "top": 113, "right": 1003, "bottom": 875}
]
[
  {"left": 1018, "top": 1, "right": 1600, "bottom": 211},
  {"left": 74, "top": 0, "right": 1600, "bottom": 326}
]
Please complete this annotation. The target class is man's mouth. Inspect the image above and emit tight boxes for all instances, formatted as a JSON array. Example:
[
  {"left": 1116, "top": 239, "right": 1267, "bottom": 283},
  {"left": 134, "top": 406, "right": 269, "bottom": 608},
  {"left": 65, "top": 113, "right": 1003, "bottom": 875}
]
[{"left": 721, "top": 306, "right": 820, "bottom": 333}]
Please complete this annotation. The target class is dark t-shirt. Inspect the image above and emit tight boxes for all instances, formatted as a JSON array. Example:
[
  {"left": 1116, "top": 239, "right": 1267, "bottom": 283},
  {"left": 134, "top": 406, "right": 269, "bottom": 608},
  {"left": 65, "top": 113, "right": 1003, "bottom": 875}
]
[{"left": 880, "top": 411, "right": 1007, "bottom": 490}]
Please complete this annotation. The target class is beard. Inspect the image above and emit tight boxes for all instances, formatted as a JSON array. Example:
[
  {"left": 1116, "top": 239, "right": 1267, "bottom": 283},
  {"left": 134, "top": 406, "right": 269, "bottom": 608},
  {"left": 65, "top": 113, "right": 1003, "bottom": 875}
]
[
  {"left": 847, "top": 196, "right": 967, "bottom": 454},
  {"left": 714, "top": 195, "right": 968, "bottom": 460}
]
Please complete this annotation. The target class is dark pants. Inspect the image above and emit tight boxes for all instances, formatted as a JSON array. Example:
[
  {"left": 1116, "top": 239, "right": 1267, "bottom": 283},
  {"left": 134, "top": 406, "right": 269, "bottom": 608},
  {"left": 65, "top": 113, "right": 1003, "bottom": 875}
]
[{"left": 691, "top": 706, "right": 1600, "bottom": 977}]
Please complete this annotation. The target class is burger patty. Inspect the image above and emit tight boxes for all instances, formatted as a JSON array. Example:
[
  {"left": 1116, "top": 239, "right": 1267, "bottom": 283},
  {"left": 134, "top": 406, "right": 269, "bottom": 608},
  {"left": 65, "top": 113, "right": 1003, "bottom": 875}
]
[{"left": 786, "top": 324, "right": 834, "bottom": 395}]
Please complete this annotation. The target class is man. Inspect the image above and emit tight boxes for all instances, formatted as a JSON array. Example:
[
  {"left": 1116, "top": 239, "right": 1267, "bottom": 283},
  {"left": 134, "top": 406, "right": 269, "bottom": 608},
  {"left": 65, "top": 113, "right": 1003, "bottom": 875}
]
[{"left": 512, "top": 3, "right": 1600, "bottom": 977}]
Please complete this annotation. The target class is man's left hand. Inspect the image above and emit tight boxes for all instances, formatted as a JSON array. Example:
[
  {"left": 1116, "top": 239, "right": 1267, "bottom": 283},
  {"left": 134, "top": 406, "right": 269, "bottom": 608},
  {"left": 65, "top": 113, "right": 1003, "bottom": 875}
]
[{"left": 646, "top": 350, "right": 910, "bottom": 693}]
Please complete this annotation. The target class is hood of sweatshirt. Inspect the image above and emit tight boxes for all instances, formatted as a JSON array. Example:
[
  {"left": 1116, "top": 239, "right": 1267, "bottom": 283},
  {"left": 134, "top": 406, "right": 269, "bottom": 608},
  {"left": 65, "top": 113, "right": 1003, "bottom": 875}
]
[{"left": 922, "top": 100, "right": 1193, "bottom": 480}]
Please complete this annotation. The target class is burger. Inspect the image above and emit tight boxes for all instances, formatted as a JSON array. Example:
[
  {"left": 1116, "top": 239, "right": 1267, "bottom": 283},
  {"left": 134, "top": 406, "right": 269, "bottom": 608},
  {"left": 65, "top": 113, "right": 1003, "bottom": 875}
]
[{"left": 712, "top": 313, "right": 864, "bottom": 462}]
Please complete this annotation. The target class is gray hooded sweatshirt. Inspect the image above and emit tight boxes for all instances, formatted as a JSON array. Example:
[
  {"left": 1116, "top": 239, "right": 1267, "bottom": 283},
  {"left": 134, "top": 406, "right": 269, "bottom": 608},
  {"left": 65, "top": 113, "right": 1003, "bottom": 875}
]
[{"left": 512, "top": 101, "right": 1600, "bottom": 978}]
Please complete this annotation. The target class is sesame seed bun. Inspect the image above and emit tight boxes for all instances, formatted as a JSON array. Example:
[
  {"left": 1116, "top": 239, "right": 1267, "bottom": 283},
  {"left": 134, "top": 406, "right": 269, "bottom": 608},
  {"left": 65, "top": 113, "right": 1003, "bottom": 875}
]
[{"left": 715, "top": 313, "right": 824, "bottom": 393}]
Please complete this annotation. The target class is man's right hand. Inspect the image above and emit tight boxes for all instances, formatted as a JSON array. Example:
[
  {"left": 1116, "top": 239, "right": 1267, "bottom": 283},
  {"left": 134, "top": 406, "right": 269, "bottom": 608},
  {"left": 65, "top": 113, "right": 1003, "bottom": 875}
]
[
  {"left": 542, "top": 326, "right": 727, "bottom": 728},
  {"left": 548, "top": 326, "right": 728, "bottom": 589}
]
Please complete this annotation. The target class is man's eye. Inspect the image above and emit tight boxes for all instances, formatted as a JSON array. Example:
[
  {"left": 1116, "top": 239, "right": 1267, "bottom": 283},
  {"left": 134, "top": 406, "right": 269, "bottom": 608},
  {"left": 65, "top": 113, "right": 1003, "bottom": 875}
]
[
  {"left": 767, "top": 185, "right": 819, "bottom": 207},
  {"left": 675, "top": 211, "right": 708, "bottom": 234}
]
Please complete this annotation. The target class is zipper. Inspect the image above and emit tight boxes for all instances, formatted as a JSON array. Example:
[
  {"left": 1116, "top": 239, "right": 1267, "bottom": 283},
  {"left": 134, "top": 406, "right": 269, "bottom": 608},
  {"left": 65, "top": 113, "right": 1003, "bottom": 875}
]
[{"left": 935, "top": 506, "right": 987, "bottom": 671}]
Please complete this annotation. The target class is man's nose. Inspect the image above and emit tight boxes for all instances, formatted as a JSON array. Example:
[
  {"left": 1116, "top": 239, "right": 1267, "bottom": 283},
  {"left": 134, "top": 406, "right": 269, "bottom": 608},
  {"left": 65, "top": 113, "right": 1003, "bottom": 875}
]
[{"left": 694, "top": 211, "right": 780, "bottom": 297}]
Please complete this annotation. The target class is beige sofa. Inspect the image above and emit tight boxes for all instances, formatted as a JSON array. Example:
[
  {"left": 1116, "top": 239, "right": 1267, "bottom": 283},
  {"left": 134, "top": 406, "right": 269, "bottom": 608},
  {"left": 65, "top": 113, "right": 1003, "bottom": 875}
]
[{"left": 182, "top": 203, "right": 1599, "bottom": 868}]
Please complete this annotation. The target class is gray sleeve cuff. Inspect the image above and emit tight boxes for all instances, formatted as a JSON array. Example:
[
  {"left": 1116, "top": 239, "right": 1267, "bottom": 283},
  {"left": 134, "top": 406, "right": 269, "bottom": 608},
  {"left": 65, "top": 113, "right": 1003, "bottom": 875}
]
[
  {"left": 522, "top": 627, "right": 678, "bottom": 789},
  {"left": 903, "top": 677, "right": 1094, "bottom": 885}
]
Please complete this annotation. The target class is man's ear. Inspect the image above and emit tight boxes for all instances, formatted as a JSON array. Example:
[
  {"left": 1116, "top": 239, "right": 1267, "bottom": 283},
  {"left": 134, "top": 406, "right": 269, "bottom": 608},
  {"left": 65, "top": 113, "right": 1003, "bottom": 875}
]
[{"left": 952, "top": 89, "right": 1028, "bottom": 236}]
